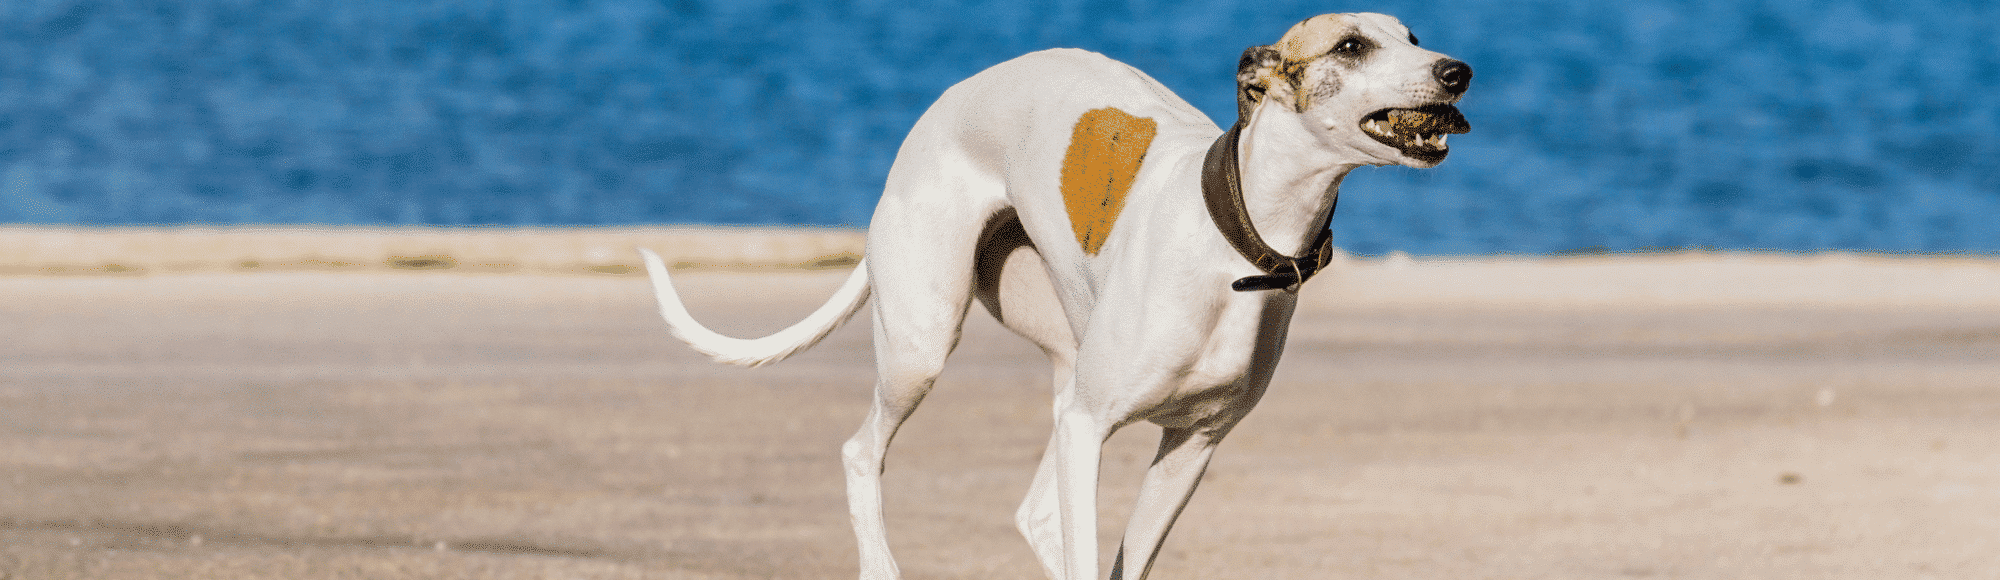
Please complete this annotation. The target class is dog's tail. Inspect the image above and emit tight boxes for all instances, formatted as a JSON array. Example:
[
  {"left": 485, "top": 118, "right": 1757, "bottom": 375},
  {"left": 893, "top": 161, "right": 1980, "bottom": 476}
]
[{"left": 637, "top": 247, "right": 872, "bottom": 368}]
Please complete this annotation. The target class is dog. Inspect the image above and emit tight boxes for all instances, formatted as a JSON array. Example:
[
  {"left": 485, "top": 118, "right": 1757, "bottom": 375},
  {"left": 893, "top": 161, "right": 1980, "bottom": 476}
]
[{"left": 638, "top": 12, "right": 1471, "bottom": 580}]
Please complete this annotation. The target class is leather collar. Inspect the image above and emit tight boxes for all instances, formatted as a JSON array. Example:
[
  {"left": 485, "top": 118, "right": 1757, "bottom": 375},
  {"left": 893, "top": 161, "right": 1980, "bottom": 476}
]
[{"left": 1201, "top": 120, "right": 1337, "bottom": 292}]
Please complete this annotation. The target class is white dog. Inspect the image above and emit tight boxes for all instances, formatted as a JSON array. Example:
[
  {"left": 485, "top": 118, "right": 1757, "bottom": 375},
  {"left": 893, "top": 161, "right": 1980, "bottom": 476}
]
[{"left": 640, "top": 12, "right": 1470, "bottom": 580}]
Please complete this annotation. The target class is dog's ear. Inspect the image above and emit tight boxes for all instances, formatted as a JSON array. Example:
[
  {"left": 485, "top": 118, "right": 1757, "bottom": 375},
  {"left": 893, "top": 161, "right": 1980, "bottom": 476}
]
[{"left": 1236, "top": 45, "right": 1286, "bottom": 120}]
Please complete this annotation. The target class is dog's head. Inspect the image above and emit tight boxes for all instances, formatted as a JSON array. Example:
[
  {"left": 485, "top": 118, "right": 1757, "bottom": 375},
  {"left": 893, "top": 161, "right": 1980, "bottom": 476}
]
[{"left": 1237, "top": 13, "right": 1472, "bottom": 168}]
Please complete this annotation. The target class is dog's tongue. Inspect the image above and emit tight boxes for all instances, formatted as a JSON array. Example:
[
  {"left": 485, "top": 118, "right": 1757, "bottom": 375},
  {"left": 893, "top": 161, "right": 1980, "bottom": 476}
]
[{"left": 1388, "top": 105, "right": 1470, "bottom": 135}]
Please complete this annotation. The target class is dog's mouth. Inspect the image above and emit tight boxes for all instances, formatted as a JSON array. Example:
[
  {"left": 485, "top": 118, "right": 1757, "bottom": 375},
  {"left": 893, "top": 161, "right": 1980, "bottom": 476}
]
[{"left": 1359, "top": 104, "right": 1470, "bottom": 163}]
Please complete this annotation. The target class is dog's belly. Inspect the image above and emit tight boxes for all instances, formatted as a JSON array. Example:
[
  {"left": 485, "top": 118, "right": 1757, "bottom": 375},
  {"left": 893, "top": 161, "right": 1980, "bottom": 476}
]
[{"left": 974, "top": 211, "right": 1076, "bottom": 359}]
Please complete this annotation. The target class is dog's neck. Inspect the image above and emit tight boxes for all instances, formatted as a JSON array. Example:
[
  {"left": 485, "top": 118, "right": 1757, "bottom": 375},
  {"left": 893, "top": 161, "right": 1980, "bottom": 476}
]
[{"left": 1233, "top": 101, "right": 1359, "bottom": 258}]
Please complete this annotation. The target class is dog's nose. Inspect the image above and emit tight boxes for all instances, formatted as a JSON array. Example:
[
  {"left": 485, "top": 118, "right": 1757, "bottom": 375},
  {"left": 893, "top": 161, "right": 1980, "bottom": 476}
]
[{"left": 1433, "top": 59, "right": 1472, "bottom": 94}]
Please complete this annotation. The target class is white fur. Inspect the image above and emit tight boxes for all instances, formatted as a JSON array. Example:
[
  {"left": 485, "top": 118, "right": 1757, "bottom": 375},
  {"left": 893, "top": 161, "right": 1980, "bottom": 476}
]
[
  {"left": 641, "top": 12, "right": 1466, "bottom": 580},
  {"left": 638, "top": 249, "right": 870, "bottom": 367}
]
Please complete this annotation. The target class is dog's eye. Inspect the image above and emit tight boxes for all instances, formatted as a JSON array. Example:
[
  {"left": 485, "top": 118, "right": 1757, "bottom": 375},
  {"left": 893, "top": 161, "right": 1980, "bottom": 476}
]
[{"left": 1332, "top": 37, "right": 1370, "bottom": 56}]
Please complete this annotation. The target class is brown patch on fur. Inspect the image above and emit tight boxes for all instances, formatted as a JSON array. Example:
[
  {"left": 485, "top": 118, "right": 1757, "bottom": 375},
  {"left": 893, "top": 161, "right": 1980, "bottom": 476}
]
[
  {"left": 1274, "top": 14, "right": 1354, "bottom": 62},
  {"left": 1060, "top": 107, "right": 1156, "bottom": 255}
]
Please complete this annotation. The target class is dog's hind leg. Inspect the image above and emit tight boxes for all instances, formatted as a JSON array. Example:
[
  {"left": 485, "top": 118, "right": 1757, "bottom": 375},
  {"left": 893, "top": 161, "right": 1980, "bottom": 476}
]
[
  {"left": 841, "top": 350, "right": 939, "bottom": 580},
  {"left": 1013, "top": 390, "right": 1070, "bottom": 579},
  {"left": 841, "top": 156, "right": 1005, "bottom": 580},
  {"left": 970, "top": 208, "right": 1087, "bottom": 579},
  {"left": 1008, "top": 336, "right": 1079, "bottom": 580}
]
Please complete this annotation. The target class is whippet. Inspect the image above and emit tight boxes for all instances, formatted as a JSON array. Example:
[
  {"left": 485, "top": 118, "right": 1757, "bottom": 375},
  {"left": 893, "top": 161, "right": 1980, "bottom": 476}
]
[{"left": 639, "top": 12, "right": 1471, "bottom": 580}]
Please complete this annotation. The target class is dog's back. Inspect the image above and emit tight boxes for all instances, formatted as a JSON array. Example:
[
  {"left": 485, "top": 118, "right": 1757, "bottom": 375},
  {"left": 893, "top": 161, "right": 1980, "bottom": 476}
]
[{"left": 898, "top": 48, "right": 1220, "bottom": 205}]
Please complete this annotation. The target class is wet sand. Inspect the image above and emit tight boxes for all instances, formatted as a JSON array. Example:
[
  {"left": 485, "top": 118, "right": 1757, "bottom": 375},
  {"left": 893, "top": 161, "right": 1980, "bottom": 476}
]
[{"left": 2, "top": 230, "right": 1998, "bottom": 579}]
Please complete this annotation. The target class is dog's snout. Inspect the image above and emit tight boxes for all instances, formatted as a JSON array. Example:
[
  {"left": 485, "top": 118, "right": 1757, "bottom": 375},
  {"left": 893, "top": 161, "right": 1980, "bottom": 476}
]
[{"left": 1433, "top": 59, "right": 1472, "bottom": 94}]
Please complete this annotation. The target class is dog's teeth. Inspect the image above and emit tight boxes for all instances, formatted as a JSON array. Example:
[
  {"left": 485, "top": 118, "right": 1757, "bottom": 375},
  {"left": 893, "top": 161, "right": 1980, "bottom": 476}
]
[{"left": 1438, "top": 134, "right": 1448, "bottom": 147}]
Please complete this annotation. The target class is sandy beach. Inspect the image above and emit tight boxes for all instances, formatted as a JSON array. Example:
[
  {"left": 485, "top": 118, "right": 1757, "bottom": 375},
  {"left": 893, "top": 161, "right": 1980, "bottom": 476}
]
[{"left": 2, "top": 227, "right": 1998, "bottom": 579}]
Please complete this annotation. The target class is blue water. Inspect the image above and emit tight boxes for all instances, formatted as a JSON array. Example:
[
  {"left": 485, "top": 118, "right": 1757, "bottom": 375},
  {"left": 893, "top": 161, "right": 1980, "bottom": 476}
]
[{"left": 2, "top": 0, "right": 1995, "bottom": 254}]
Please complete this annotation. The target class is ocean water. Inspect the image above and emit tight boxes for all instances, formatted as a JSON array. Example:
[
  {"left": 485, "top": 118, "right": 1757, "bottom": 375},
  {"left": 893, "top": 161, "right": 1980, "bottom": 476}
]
[{"left": 2, "top": 0, "right": 1994, "bottom": 254}]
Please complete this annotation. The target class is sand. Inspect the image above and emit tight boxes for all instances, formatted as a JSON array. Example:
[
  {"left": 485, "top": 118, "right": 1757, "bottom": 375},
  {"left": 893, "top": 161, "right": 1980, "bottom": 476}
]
[
  {"left": 2, "top": 227, "right": 1997, "bottom": 579},
  {"left": 0, "top": 226, "right": 866, "bottom": 275}
]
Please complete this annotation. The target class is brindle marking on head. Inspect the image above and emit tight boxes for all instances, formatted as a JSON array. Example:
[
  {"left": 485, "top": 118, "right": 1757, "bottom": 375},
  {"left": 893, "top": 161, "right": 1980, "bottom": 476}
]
[
  {"left": 1236, "top": 46, "right": 1283, "bottom": 120},
  {"left": 1281, "top": 14, "right": 1371, "bottom": 113},
  {"left": 1238, "top": 14, "right": 1369, "bottom": 116},
  {"left": 1273, "top": 13, "right": 1356, "bottom": 62},
  {"left": 1059, "top": 107, "right": 1156, "bottom": 255}
]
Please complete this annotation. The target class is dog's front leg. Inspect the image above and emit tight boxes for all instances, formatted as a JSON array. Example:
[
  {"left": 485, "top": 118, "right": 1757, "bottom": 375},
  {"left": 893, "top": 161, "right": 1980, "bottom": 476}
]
[
  {"left": 1052, "top": 335, "right": 1192, "bottom": 579},
  {"left": 1109, "top": 425, "right": 1227, "bottom": 580}
]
